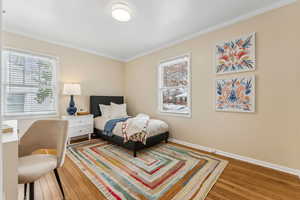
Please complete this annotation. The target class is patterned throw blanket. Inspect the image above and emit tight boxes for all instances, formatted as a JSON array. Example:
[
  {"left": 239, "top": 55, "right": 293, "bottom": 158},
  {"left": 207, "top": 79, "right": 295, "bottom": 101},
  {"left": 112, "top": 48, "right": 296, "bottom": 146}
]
[
  {"left": 122, "top": 114, "right": 150, "bottom": 144},
  {"left": 103, "top": 117, "right": 130, "bottom": 136}
]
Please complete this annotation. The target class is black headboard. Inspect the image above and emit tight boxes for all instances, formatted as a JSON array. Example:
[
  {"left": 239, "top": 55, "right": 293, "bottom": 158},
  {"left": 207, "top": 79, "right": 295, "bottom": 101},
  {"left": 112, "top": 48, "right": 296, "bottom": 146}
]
[{"left": 90, "top": 96, "right": 124, "bottom": 118}]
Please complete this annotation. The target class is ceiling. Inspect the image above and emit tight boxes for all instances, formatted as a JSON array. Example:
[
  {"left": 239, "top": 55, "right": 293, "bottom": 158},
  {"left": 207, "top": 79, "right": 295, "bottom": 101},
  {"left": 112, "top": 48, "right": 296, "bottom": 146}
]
[{"left": 3, "top": 0, "right": 295, "bottom": 61}]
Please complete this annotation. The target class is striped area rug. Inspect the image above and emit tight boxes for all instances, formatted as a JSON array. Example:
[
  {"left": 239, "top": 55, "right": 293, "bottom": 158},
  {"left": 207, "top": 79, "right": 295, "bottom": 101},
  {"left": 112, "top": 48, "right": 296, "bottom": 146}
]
[{"left": 67, "top": 141, "right": 228, "bottom": 200}]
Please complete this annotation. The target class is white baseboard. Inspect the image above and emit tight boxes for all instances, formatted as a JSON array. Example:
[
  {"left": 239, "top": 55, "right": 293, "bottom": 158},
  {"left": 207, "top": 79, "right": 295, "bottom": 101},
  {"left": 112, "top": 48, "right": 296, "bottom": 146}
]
[{"left": 169, "top": 138, "right": 300, "bottom": 178}]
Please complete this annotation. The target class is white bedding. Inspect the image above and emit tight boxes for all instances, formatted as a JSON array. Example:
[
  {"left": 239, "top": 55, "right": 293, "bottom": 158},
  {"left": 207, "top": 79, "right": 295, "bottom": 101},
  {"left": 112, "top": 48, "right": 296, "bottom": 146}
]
[{"left": 94, "top": 116, "right": 168, "bottom": 137}]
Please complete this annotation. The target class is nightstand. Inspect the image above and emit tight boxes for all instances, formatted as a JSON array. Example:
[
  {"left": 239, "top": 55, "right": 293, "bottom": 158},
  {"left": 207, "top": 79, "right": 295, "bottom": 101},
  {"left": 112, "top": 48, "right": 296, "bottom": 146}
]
[{"left": 61, "top": 114, "right": 93, "bottom": 145}]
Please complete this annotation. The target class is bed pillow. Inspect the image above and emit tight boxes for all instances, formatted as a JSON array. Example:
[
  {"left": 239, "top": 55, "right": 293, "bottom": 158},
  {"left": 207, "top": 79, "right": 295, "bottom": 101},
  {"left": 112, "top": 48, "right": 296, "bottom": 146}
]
[
  {"left": 99, "top": 104, "right": 112, "bottom": 118},
  {"left": 110, "top": 102, "right": 127, "bottom": 118}
]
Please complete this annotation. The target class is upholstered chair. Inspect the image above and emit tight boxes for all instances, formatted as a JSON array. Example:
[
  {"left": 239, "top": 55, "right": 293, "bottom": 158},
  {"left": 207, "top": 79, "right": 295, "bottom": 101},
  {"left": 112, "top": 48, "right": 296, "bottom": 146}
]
[{"left": 18, "top": 120, "right": 69, "bottom": 200}]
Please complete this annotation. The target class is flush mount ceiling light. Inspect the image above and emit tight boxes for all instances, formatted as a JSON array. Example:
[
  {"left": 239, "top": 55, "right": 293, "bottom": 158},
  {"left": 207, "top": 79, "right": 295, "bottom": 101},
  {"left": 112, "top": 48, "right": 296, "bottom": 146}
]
[{"left": 112, "top": 2, "right": 131, "bottom": 22}]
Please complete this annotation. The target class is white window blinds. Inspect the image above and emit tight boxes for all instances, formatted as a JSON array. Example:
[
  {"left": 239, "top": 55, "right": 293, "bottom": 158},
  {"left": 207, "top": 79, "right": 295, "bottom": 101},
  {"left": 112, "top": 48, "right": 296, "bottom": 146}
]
[{"left": 2, "top": 49, "right": 58, "bottom": 116}]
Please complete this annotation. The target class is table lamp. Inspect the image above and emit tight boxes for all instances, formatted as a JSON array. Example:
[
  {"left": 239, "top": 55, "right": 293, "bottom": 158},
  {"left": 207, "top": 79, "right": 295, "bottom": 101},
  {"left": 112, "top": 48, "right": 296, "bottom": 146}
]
[{"left": 63, "top": 83, "right": 81, "bottom": 115}]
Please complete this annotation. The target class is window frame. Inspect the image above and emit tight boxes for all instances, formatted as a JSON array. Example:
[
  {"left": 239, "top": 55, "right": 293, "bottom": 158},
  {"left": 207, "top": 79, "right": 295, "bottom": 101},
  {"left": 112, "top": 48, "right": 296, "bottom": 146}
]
[
  {"left": 157, "top": 53, "right": 192, "bottom": 117},
  {"left": 1, "top": 48, "right": 60, "bottom": 119}
]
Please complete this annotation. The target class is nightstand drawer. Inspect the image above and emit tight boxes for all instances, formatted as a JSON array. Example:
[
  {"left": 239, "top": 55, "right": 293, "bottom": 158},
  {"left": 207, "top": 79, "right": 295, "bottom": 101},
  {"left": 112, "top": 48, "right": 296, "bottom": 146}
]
[
  {"left": 69, "top": 125, "right": 93, "bottom": 138},
  {"left": 61, "top": 114, "right": 94, "bottom": 144},
  {"left": 68, "top": 117, "right": 92, "bottom": 127}
]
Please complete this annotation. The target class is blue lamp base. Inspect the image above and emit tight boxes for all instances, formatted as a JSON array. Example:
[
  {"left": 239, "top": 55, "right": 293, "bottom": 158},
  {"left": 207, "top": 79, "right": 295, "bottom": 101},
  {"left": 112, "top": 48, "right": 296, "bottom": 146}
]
[{"left": 67, "top": 95, "right": 77, "bottom": 115}]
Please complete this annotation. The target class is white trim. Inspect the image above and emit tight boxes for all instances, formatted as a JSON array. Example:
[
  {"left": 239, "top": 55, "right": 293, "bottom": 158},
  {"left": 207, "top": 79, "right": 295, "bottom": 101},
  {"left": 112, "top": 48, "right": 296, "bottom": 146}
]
[
  {"left": 2, "top": 114, "right": 59, "bottom": 120},
  {"left": 125, "top": 0, "right": 296, "bottom": 62},
  {"left": 3, "top": 29, "right": 127, "bottom": 62},
  {"left": 3, "top": 46, "right": 59, "bottom": 61},
  {"left": 3, "top": 0, "right": 295, "bottom": 62},
  {"left": 169, "top": 138, "right": 300, "bottom": 177},
  {"left": 1, "top": 48, "right": 60, "bottom": 117},
  {"left": 157, "top": 53, "right": 192, "bottom": 118}
]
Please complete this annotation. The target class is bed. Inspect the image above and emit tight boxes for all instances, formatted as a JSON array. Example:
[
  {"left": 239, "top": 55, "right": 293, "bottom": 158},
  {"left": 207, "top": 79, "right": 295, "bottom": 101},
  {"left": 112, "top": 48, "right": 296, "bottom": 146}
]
[{"left": 90, "top": 96, "right": 169, "bottom": 157}]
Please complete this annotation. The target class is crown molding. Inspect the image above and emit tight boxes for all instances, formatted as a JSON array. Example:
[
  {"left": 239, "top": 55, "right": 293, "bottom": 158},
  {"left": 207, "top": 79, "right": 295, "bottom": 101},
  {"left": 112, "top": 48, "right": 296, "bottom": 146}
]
[
  {"left": 125, "top": 0, "right": 296, "bottom": 62},
  {"left": 3, "top": 29, "right": 127, "bottom": 62},
  {"left": 169, "top": 138, "right": 300, "bottom": 177},
  {"left": 3, "top": 0, "right": 296, "bottom": 63}
]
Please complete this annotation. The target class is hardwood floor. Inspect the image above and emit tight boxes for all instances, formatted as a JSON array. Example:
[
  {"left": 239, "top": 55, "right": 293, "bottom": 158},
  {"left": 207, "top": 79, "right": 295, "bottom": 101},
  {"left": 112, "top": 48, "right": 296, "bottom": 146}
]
[{"left": 19, "top": 140, "right": 300, "bottom": 200}]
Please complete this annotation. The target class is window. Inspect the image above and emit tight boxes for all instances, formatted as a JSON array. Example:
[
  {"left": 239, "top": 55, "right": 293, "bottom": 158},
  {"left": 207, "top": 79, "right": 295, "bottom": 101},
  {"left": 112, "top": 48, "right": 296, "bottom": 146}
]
[
  {"left": 2, "top": 49, "right": 58, "bottom": 117},
  {"left": 158, "top": 54, "right": 191, "bottom": 116}
]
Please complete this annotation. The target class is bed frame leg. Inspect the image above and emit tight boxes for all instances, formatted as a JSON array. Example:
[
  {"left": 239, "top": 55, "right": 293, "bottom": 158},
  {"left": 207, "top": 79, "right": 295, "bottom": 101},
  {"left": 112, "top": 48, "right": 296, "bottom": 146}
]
[{"left": 133, "top": 142, "right": 137, "bottom": 157}]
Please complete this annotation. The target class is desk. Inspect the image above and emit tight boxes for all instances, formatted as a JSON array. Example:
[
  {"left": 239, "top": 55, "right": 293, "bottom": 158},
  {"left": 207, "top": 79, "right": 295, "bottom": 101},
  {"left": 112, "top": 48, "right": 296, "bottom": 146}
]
[{"left": 2, "top": 120, "right": 19, "bottom": 200}]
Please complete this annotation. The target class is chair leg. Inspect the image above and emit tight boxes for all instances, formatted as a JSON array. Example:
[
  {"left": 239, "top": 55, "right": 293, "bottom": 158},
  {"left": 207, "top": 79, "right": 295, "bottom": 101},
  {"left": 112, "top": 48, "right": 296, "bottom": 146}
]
[
  {"left": 29, "top": 182, "right": 34, "bottom": 200},
  {"left": 24, "top": 184, "right": 27, "bottom": 200},
  {"left": 54, "top": 168, "right": 65, "bottom": 199}
]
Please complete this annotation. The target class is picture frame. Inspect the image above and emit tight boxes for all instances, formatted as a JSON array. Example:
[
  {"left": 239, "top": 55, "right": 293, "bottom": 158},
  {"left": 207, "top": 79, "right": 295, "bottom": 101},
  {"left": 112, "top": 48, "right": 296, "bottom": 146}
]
[
  {"left": 215, "top": 75, "right": 255, "bottom": 113},
  {"left": 215, "top": 33, "right": 256, "bottom": 74}
]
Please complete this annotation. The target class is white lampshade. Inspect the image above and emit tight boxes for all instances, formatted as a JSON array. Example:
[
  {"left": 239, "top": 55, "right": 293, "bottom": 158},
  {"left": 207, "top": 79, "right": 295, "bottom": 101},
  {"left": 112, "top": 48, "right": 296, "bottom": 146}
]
[{"left": 63, "top": 83, "right": 81, "bottom": 95}]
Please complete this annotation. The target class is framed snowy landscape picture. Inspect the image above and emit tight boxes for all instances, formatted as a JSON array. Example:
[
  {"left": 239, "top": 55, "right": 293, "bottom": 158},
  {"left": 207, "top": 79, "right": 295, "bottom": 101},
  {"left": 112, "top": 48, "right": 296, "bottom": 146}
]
[
  {"left": 215, "top": 33, "right": 256, "bottom": 74},
  {"left": 158, "top": 54, "right": 191, "bottom": 117},
  {"left": 215, "top": 76, "right": 255, "bottom": 113}
]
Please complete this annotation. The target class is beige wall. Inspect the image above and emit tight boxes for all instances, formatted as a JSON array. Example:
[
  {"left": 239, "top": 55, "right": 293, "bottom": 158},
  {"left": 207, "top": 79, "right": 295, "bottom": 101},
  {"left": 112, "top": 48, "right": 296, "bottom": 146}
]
[
  {"left": 0, "top": 0, "right": 3, "bottom": 197},
  {"left": 125, "top": 2, "right": 300, "bottom": 170},
  {"left": 3, "top": 2, "right": 300, "bottom": 170},
  {"left": 3, "top": 31, "right": 125, "bottom": 134}
]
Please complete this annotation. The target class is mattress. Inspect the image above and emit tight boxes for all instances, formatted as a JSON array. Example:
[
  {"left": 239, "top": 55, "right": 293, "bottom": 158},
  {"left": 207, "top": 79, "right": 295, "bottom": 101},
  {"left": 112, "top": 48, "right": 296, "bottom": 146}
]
[{"left": 94, "top": 116, "right": 169, "bottom": 137}]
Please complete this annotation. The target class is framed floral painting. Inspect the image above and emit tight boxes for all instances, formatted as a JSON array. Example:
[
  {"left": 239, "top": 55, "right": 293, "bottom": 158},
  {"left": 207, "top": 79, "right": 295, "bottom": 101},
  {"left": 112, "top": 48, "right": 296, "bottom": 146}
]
[
  {"left": 215, "top": 76, "right": 255, "bottom": 112},
  {"left": 215, "top": 33, "right": 256, "bottom": 74}
]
